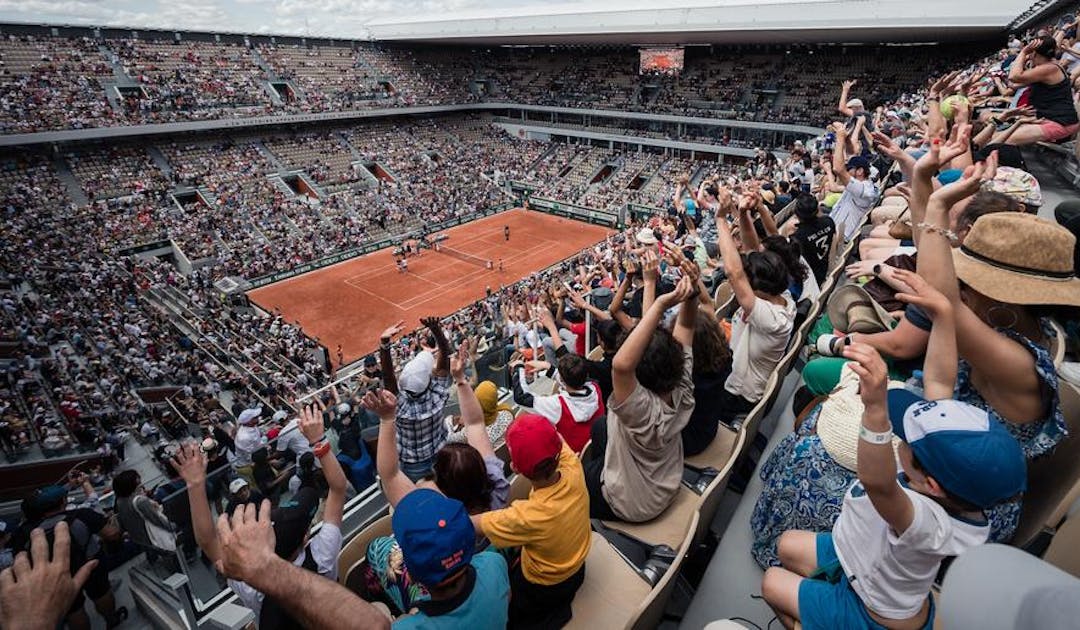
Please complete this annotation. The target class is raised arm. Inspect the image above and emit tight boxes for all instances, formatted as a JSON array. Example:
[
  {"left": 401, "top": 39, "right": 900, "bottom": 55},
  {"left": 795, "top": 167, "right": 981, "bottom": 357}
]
[
  {"left": 641, "top": 249, "right": 659, "bottom": 313},
  {"left": 844, "top": 344, "right": 915, "bottom": 535},
  {"left": 297, "top": 399, "right": 346, "bottom": 527},
  {"left": 672, "top": 267, "right": 700, "bottom": 348},
  {"left": 365, "top": 389, "right": 414, "bottom": 507},
  {"left": 714, "top": 205, "right": 756, "bottom": 315},
  {"left": 610, "top": 279, "right": 694, "bottom": 407},
  {"left": 421, "top": 316, "right": 451, "bottom": 377},
  {"left": 1009, "top": 42, "right": 1058, "bottom": 86},
  {"left": 736, "top": 194, "right": 762, "bottom": 253},
  {"left": 215, "top": 501, "right": 391, "bottom": 630},
  {"left": 172, "top": 443, "right": 221, "bottom": 565},
  {"left": 609, "top": 271, "right": 636, "bottom": 330},
  {"left": 838, "top": 79, "right": 856, "bottom": 118},
  {"left": 871, "top": 131, "right": 916, "bottom": 180},
  {"left": 452, "top": 344, "right": 495, "bottom": 460},
  {"left": 892, "top": 270, "right": 957, "bottom": 400},
  {"left": 568, "top": 288, "right": 612, "bottom": 321},
  {"left": 379, "top": 320, "right": 405, "bottom": 395},
  {"left": 830, "top": 123, "right": 852, "bottom": 186}
]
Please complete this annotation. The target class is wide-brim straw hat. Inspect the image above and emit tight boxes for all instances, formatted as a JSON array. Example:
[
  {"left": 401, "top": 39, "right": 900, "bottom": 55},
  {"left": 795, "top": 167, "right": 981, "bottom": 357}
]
[
  {"left": 953, "top": 212, "right": 1080, "bottom": 308},
  {"left": 827, "top": 283, "right": 896, "bottom": 334},
  {"left": 817, "top": 364, "right": 902, "bottom": 472}
]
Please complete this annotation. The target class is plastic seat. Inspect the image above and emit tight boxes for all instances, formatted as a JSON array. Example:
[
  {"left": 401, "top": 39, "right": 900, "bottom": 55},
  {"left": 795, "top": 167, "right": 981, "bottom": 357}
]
[
  {"left": 567, "top": 512, "right": 699, "bottom": 630},
  {"left": 601, "top": 485, "right": 699, "bottom": 549},
  {"left": 1014, "top": 380, "right": 1080, "bottom": 549},
  {"left": 338, "top": 513, "right": 392, "bottom": 586},
  {"left": 508, "top": 473, "right": 532, "bottom": 503},
  {"left": 685, "top": 424, "right": 740, "bottom": 470}
]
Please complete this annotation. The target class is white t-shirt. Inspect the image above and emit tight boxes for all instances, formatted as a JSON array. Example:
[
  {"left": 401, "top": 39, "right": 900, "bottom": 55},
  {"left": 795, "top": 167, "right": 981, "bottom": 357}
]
[
  {"left": 233, "top": 426, "right": 267, "bottom": 467},
  {"left": 833, "top": 483, "right": 988, "bottom": 620},
  {"left": 725, "top": 292, "right": 795, "bottom": 402},
  {"left": 275, "top": 420, "right": 312, "bottom": 462},
  {"left": 830, "top": 178, "right": 879, "bottom": 242},
  {"left": 229, "top": 522, "right": 342, "bottom": 622}
]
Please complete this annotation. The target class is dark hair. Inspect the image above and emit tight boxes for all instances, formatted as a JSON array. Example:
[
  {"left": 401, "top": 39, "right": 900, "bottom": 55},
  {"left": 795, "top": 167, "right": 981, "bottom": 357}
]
[
  {"left": 794, "top": 192, "right": 819, "bottom": 220},
  {"left": 526, "top": 456, "right": 559, "bottom": 481},
  {"left": 564, "top": 309, "right": 585, "bottom": 324},
  {"left": 956, "top": 191, "right": 1020, "bottom": 233},
  {"left": 762, "top": 236, "right": 808, "bottom": 285},
  {"left": 692, "top": 315, "right": 732, "bottom": 377},
  {"left": 557, "top": 353, "right": 588, "bottom": 390},
  {"left": 618, "top": 327, "right": 685, "bottom": 395},
  {"left": 778, "top": 181, "right": 790, "bottom": 193},
  {"left": 432, "top": 442, "right": 493, "bottom": 514},
  {"left": 1033, "top": 35, "right": 1059, "bottom": 59},
  {"left": 595, "top": 319, "right": 621, "bottom": 351},
  {"left": 112, "top": 470, "right": 141, "bottom": 498},
  {"left": 743, "top": 250, "right": 792, "bottom": 296}
]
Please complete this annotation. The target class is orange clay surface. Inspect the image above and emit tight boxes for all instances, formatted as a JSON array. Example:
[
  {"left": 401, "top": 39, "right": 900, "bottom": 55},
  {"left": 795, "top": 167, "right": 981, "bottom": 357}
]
[{"left": 247, "top": 209, "right": 613, "bottom": 365}]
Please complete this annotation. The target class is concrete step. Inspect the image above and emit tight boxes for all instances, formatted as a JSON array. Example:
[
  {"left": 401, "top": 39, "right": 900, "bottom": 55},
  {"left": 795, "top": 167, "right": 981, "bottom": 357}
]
[{"left": 52, "top": 158, "right": 89, "bottom": 207}]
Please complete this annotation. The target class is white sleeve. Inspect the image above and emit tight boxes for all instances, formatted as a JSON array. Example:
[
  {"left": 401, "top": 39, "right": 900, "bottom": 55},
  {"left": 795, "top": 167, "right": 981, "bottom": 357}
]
[
  {"left": 530, "top": 395, "right": 564, "bottom": 425},
  {"left": 747, "top": 298, "right": 791, "bottom": 335},
  {"left": 228, "top": 579, "right": 263, "bottom": 615},
  {"left": 310, "top": 523, "right": 343, "bottom": 579}
]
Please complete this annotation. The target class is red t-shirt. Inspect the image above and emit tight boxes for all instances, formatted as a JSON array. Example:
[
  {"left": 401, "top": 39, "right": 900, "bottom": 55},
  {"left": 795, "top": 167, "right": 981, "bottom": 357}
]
[{"left": 570, "top": 322, "right": 587, "bottom": 356}]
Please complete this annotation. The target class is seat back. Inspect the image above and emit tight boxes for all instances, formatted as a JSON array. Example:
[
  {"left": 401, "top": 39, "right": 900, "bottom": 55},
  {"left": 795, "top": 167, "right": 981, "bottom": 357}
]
[
  {"left": 338, "top": 513, "right": 392, "bottom": 586},
  {"left": 628, "top": 512, "right": 700, "bottom": 630},
  {"left": 1048, "top": 318, "right": 1066, "bottom": 370},
  {"left": 740, "top": 372, "right": 779, "bottom": 441},
  {"left": 712, "top": 281, "right": 732, "bottom": 309},
  {"left": 1014, "top": 381, "right": 1080, "bottom": 549},
  {"left": 693, "top": 429, "right": 747, "bottom": 548},
  {"left": 587, "top": 346, "right": 604, "bottom": 361},
  {"left": 508, "top": 472, "right": 533, "bottom": 503},
  {"left": 1042, "top": 509, "right": 1080, "bottom": 579}
]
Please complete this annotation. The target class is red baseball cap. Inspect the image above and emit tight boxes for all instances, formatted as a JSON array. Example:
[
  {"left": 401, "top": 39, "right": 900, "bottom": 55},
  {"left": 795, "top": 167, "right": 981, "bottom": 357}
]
[{"left": 506, "top": 414, "right": 562, "bottom": 477}]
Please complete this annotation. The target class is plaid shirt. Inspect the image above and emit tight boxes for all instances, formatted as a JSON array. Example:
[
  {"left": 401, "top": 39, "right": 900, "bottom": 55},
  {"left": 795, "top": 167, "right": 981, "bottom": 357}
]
[{"left": 395, "top": 374, "right": 452, "bottom": 464}]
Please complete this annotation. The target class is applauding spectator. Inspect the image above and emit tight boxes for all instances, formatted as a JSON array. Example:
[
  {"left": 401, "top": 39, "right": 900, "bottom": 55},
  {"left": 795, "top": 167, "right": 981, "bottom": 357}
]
[
  {"left": 585, "top": 266, "right": 699, "bottom": 522},
  {"left": 394, "top": 317, "right": 454, "bottom": 481}
]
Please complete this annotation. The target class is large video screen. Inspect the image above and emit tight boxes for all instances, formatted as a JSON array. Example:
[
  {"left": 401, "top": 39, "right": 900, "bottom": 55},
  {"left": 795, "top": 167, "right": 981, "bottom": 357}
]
[{"left": 639, "top": 48, "right": 684, "bottom": 76}]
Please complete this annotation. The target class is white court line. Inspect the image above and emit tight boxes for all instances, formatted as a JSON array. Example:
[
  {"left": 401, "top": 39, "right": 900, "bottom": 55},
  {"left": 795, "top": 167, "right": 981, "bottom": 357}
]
[{"left": 342, "top": 277, "right": 407, "bottom": 310}]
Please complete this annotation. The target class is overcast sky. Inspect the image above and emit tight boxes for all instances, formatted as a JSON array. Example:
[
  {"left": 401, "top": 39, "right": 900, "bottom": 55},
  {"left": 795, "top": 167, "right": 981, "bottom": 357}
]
[
  {"left": 0, "top": 0, "right": 1038, "bottom": 39},
  {"left": 0, "top": 0, "right": 589, "bottom": 38}
]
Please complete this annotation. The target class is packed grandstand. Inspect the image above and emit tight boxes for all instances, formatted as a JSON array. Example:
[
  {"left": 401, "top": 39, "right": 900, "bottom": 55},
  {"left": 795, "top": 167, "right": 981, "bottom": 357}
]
[{"left": 2, "top": 0, "right": 1080, "bottom": 628}]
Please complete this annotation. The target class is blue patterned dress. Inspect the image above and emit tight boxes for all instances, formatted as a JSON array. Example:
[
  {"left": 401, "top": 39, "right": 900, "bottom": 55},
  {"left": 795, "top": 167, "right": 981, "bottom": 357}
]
[{"left": 750, "top": 322, "right": 1066, "bottom": 569}]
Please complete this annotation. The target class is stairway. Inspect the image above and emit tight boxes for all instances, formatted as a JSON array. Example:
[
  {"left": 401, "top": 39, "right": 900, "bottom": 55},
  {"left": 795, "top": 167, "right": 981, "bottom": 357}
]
[
  {"left": 250, "top": 48, "right": 279, "bottom": 81},
  {"left": 146, "top": 146, "right": 174, "bottom": 180},
  {"left": 253, "top": 141, "right": 286, "bottom": 171},
  {"left": 51, "top": 158, "right": 89, "bottom": 207}
]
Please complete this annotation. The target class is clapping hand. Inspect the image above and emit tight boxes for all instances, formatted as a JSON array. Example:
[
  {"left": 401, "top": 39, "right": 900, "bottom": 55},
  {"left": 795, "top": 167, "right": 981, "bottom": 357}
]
[
  {"left": 297, "top": 399, "right": 326, "bottom": 445},
  {"left": 842, "top": 343, "right": 889, "bottom": 410},
  {"left": 380, "top": 320, "right": 406, "bottom": 342},
  {"left": 171, "top": 442, "right": 207, "bottom": 489},
  {"left": 215, "top": 501, "right": 276, "bottom": 584},
  {"left": 449, "top": 343, "right": 469, "bottom": 381},
  {"left": 0, "top": 523, "right": 99, "bottom": 630},
  {"left": 360, "top": 389, "right": 398, "bottom": 422}
]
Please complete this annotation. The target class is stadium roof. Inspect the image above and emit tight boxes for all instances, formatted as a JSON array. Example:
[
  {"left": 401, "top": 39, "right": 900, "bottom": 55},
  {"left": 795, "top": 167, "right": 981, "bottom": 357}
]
[{"left": 366, "top": 0, "right": 1037, "bottom": 45}]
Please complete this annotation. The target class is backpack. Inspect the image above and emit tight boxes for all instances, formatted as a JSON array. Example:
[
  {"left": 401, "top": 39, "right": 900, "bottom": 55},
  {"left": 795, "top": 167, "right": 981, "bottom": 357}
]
[{"left": 18, "top": 512, "right": 96, "bottom": 577}]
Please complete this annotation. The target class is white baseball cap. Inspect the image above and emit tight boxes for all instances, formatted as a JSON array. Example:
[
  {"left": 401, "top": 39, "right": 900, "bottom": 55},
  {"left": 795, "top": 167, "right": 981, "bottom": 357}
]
[{"left": 228, "top": 478, "right": 249, "bottom": 494}]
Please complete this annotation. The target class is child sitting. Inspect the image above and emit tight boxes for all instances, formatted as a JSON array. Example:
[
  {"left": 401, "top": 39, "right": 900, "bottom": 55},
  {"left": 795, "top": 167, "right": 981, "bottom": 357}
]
[
  {"left": 761, "top": 273, "right": 1026, "bottom": 629},
  {"left": 472, "top": 414, "right": 591, "bottom": 629}
]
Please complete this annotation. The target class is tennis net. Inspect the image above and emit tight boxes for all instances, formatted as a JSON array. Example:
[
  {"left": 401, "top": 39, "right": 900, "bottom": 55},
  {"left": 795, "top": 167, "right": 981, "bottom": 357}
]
[{"left": 435, "top": 243, "right": 492, "bottom": 269}]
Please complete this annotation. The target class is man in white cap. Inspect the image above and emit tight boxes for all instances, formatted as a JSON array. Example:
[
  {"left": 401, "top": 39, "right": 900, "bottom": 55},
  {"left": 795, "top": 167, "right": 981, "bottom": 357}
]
[
  {"left": 233, "top": 406, "right": 266, "bottom": 479},
  {"left": 225, "top": 478, "right": 264, "bottom": 515},
  {"left": 838, "top": 79, "right": 874, "bottom": 132},
  {"left": 393, "top": 317, "right": 453, "bottom": 481}
]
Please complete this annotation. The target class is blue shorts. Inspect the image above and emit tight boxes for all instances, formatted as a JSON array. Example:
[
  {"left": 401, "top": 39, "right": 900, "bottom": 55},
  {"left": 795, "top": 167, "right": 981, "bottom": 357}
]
[{"left": 798, "top": 534, "right": 934, "bottom": 630}]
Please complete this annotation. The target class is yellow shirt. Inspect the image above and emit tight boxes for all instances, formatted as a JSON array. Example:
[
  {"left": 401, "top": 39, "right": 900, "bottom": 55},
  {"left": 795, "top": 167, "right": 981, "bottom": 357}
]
[{"left": 479, "top": 443, "right": 591, "bottom": 585}]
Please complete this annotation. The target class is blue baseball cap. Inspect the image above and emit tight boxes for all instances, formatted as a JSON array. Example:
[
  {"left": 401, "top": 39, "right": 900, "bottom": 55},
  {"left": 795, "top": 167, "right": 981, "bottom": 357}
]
[
  {"left": 392, "top": 489, "right": 474, "bottom": 586},
  {"left": 888, "top": 390, "right": 1026, "bottom": 509},
  {"left": 846, "top": 155, "right": 872, "bottom": 174}
]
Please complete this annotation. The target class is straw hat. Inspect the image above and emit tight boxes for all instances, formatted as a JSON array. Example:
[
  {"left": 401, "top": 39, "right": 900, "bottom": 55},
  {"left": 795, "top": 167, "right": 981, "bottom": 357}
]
[
  {"left": 953, "top": 212, "right": 1080, "bottom": 307},
  {"left": 827, "top": 284, "right": 896, "bottom": 334},
  {"left": 817, "top": 364, "right": 902, "bottom": 471}
]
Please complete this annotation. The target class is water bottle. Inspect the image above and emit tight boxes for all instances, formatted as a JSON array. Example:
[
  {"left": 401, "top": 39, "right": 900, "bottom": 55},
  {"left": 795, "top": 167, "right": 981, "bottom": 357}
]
[{"left": 904, "top": 369, "right": 924, "bottom": 398}]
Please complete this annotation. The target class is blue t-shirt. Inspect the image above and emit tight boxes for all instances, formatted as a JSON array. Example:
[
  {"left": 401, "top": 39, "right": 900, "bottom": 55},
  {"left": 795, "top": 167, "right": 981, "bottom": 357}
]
[{"left": 392, "top": 552, "right": 509, "bottom": 629}]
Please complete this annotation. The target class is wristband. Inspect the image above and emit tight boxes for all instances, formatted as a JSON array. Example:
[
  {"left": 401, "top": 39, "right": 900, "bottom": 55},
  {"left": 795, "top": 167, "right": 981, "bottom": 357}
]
[
  {"left": 455, "top": 380, "right": 469, "bottom": 387},
  {"left": 313, "top": 441, "right": 332, "bottom": 459},
  {"left": 308, "top": 437, "right": 326, "bottom": 448},
  {"left": 859, "top": 425, "right": 894, "bottom": 445}
]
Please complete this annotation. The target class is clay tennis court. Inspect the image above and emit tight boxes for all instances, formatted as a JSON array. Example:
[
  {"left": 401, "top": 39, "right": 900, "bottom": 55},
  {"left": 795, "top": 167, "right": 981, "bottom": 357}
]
[{"left": 247, "top": 209, "right": 613, "bottom": 365}]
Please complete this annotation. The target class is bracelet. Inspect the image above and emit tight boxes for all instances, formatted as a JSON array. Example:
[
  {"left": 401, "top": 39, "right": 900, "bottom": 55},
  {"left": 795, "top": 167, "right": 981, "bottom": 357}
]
[
  {"left": 916, "top": 222, "right": 958, "bottom": 244},
  {"left": 859, "top": 425, "right": 894, "bottom": 445},
  {"left": 455, "top": 380, "right": 470, "bottom": 387},
  {"left": 313, "top": 441, "right": 332, "bottom": 459},
  {"left": 308, "top": 437, "right": 326, "bottom": 448}
]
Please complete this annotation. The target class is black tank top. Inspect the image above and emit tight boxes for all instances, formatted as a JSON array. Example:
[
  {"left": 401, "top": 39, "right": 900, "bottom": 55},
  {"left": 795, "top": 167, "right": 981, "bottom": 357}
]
[{"left": 1028, "top": 64, "right": 1079, "bottom": 126}]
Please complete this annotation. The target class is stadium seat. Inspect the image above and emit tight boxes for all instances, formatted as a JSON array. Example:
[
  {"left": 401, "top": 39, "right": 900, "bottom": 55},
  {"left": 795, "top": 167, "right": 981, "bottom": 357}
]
[
  {"left": 685, "top": 424, "right": 740, "bottom": 470},
  {"left": 508, "top": 473, "right": 532, "bottom": 503},
  {"left": 338, "top": 513, "right": 392, "bottom": 587},
  {"left": 1048, "top": 318, "right": 1066, "bottom": 369},
  {"left": 567, "top": 512, "right": 698, "bottom": 630},
  {"left": 587, "top": 346, "right": 605, "bottom": 361},
  {"left": 1042, "top": 508, "right": 1080, "bottom": 579},
  {"left": 601, "top": 483, "right": 702, "bottom": 549},
  {"left": 1013, "top": 380, "right": 1080, "bottom": 550}
]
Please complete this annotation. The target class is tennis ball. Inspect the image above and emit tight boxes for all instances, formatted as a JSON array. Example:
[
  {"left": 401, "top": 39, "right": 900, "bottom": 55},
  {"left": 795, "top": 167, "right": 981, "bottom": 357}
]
[{"left": 940, "top": 95, "right": 970, "bottom": 121}]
